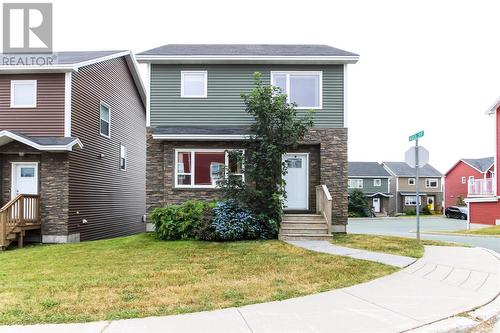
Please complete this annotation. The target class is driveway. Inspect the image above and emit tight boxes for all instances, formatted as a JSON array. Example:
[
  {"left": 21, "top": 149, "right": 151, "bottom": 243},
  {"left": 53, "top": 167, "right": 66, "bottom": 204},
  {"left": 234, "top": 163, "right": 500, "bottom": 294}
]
[{"left": 348, "top": 217, "right": 500, "bottom": 253}]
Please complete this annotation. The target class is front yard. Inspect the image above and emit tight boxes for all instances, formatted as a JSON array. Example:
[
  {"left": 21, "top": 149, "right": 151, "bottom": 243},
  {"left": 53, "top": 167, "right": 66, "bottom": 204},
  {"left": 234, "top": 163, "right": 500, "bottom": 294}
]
[
  {"left": 0, "top": 233, "right": 396, "bottom": 325},
  {"left": 445, "top": 225, "right": 500, "bottom": 236}
]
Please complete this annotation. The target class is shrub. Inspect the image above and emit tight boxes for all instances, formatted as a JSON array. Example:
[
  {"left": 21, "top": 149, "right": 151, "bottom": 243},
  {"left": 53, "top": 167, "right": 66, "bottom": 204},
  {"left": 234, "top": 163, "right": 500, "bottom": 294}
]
[
  {"left": 211, "top": 200, "right": 266, "bottom": 241},
  {"left": 456, "top": 196, "right": 466, "bottom": 207},
  {"left": 151, "top": 200, "right": 209, "bottom": 240},
  {"left": 348, "top": 189, "right": 369, "bottom": 217},
  {"left": 194, "top": 204, "right": 217, "bottom": 241},
  {"left": 422, "top": 205, "right": 432, "bottom": 215},
  {"left": 404, "top": 208, "right": 416, "bottom": 215}
]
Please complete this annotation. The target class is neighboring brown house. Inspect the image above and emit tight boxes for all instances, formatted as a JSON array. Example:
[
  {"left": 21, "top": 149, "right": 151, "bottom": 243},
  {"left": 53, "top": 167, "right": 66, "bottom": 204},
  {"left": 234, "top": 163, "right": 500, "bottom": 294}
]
[
  {"left": 137, "top": 44, "right": 359, "bottom": 238},
  {"left": 0, "top": 51, "right": 146, "bottom": 247}
]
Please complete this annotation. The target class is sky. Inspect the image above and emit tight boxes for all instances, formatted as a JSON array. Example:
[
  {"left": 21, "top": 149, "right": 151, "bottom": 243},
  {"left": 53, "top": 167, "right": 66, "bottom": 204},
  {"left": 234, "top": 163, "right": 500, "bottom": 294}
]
[{"left": 32, "top": 0, "right": 500, "bottom": 173}]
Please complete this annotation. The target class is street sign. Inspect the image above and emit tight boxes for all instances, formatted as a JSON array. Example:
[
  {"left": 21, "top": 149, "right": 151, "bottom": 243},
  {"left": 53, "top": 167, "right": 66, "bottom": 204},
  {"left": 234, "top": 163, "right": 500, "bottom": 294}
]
[
  {"left": 405, "top": 146, "right": 429, "bottom": 168},
  {"left": 409, "top": 130, "right": 424, "bottom": 142}
]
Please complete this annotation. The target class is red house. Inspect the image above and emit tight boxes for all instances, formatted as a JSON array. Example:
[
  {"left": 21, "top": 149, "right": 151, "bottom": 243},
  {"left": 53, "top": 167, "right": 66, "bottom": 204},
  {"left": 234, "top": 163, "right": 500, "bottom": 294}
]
[
  {"left": 444, "top": 157, "right": 493, "bottom": 209},
  {"left": 466, "top": 98, "right": 500, "bottom": 225}
]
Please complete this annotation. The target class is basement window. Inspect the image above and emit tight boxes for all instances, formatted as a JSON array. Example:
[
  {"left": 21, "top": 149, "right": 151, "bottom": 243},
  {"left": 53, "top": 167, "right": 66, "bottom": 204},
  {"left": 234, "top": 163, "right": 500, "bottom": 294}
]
[{"left": 11, "top": 80, "right": 37, "bottom": 108}]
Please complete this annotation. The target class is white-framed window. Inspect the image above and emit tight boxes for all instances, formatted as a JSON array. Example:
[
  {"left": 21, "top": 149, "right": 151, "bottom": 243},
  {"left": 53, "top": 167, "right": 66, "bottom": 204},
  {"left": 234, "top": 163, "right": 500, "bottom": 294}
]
[
  {"left": 100, "top": 102, "right": 110, "bottom": 138},
  {"left": 271, "top": 71, "right": 322, "bottom": 109},
  {"left": 373, "top": 179, "right": 381, "bottom": 187},
  {"left": 181, "top": 71, "right": 207, "bottom": 98},
  {"left": 120, "top": 144, "right": 126, "bottom": 170},
  {"left": 404, "top": 196, "right": 421, "bottom": 206},
  {"left": 468, "top": 176, "right": 475, "bottom": 185},
  {"left": 408, "top": 178, "right": 415, "bottom": 185},
  {"left": 461, "top": 176, "right": 466, "bottom": 184},
  {"left": 10, "top": 80, "right": 37, "bottom": 108},
  {"left": 425, "top": 178, "right": 438, "bottom": 188},
  {"left": 348, "top": 179, "right": 363, "bottom": 189},
  {"left": 174, "top": 149, "right": 244, "bottom": 188}
]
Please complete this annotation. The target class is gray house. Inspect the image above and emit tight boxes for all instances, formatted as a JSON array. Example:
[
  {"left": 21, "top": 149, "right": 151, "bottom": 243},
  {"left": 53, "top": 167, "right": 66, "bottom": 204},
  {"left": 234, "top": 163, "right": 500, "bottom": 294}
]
[
  {"left": 382, "top": 162, "right": 443, "bottom": 214},
  {"left": 348, "top": 162, "right": 393, "bottom": 216},
  {"left": 137, "top": 44, "right": 359, "bottom": 238}
]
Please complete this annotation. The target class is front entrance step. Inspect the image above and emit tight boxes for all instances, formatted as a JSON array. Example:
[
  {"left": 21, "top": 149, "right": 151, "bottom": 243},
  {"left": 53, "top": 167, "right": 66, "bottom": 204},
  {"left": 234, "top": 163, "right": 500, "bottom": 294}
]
[
  {"left": 282, "top": 214, "right": 325, "bottom": 221},
  {"left": 281, "top": 222, "right": 327, "bottom": 228},
  {"left": 279, "top": 214, "right": 331, "bottom": 241},
  {"left": 279, "top": 234, "right": 333, "bottom": 241},
  {"left": 280, "top": 227, "right": 328, "bottom": 235}
]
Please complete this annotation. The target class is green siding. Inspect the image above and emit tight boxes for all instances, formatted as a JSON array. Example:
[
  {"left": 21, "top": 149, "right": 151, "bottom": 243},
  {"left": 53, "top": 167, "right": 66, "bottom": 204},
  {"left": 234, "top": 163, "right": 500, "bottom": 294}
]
[
  {"left": 348, "top": 178, "right": 389, "bottom": 194},
  {"left": 150, "top": 64, "right": 344, "bottom": 128}
]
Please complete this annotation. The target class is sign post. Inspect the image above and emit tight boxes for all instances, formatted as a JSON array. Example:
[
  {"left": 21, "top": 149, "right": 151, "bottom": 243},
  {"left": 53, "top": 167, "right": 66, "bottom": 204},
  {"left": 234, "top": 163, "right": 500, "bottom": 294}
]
[{"left": 408, "top": 131, "right": 424, "bottom": 241}]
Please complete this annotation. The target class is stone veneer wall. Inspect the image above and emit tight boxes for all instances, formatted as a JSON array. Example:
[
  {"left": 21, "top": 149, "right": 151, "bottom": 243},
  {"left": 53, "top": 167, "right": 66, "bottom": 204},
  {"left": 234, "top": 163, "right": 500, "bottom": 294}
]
[
  {"left": 0, "top": 141, "right": 70, "bottom": 240},
  {"left": 146, "top": 127, "right": 348, "bottom": 229}
]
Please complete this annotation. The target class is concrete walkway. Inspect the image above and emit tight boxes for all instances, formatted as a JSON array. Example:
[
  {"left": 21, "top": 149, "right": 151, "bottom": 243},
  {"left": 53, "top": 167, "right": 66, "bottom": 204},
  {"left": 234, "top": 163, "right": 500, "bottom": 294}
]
[
  {"left": 286, "top": 240, "right": 417, "bottom": 267},
  {"left": 1, "top": 246, "right": 499, "bottom": 333}
]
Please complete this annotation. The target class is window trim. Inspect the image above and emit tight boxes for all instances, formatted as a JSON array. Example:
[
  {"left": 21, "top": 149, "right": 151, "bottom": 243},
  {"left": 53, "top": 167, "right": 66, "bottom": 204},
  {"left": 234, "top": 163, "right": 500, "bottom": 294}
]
[
  {"left": 404, "top": 195, "right": 421, "bottom": 206},
  {"left": 99, "top": 101, "right": 111, "bottom": 138},
  {"left": 180, "top": 70, "right": 208, "bottom": 98},
  {"left": 174, "top": 148, "right": 245, "bottom": 188},
  {"left": 461, "top": 176, "right": 466, "bottom": 184},
  {"left": 10, "top": 80, "right": 37, "bottom": 108},
  {"left": 119, "top": 144, "right": 126, "bottom": 171},
  {"left": 373, "top": 179, "right": 381, "bottom": 187},
  {"left": 270, "top": 71, "right": 323, "bottom": 109},
  {"left": 408, "top": 178, "right": 415, "bottom": 185},
  {"left": 425, "top": 178, "right": 438, "bottom": 188},
  {"left": 348, "top": 178, "right": 363, "bottom": 189}
]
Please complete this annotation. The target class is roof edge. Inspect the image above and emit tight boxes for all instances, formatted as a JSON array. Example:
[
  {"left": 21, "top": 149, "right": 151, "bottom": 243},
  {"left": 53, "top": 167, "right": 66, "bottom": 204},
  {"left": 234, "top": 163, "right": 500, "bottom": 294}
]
[{"left": 136, "top": 55, "right": 359, "bottom": 65}]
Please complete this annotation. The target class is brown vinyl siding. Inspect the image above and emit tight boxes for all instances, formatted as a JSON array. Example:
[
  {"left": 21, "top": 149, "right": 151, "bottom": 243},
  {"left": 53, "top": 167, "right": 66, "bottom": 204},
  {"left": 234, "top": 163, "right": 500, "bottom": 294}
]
[
  {"left": 68, "top": 57, "right": 146, "bottom": 241},
  {"left": 398, "top": 177, "right": 442, "bottom": 193},
  {"left": 0, "top": 73, "right": 65, "bottom": 136}
]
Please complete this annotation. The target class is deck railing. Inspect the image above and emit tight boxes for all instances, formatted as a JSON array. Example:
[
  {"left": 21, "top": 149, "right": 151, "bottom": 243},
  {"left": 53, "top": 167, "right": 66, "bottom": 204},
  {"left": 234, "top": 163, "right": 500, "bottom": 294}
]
[
  {"left": 316, "top": 185, "right": 332, "bottom": 234},
  {"left": 468, "top": 178, "right": 495, "bottom": 196},
  {"left": 0, "top": 194, "right": 40, "bottom": 247}
]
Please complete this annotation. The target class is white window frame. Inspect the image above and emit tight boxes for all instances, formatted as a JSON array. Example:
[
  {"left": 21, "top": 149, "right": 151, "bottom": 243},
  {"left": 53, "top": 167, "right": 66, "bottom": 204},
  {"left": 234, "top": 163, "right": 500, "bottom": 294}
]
[
  {"left": 404, "top": 196, "right": 421, "bottom": 206},
  {"left": 270, "top": 71, "right": 323, "bottom": 109},
  {"left": 461, "top": 176, "right": 466, "bottom": 184},
  {"left": 120, "top": 144, "right": 126, "bottom": 171},
  {"left": 348, "top": 179, "right": 363, "bottom": 189},
  {"left": 468, "top": 176, "right": 475, "bottom": 185},
  {"left": 174, "top": 148, "right": 245, "bottom": 188},
  {"left": 408, "top": 178, "right": 415, "bottom": 185},
  {"left": 180, "top": 71, "right": 208, "bottom": 98},
  {"left": 99, "top": 101, "right": 111, "bottom": 138},
  {"left": 425, "top": 178, "right": 438, "bottom": 188},
  {"left": 373, "top": 179, "right": 381, "bottom": 187},
  {"left": 10, "top": 80, "right": 37, "bottom": 108}
]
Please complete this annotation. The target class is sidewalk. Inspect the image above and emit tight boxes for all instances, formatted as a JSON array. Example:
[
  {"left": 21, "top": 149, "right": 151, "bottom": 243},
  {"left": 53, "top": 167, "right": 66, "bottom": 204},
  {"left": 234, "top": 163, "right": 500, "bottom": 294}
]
[
  {"left": 286, "top": 240, "right": 417, "bottom": 267},
  {"left": 1, "top": 246, "right": 498, "bottom": 333}
]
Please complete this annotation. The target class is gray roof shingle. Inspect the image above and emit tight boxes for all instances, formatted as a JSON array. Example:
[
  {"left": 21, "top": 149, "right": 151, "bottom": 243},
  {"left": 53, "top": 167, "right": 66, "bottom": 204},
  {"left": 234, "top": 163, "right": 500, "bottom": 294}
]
[
  {"left": 462, "top": 157, "right": 494, "bottom": 173},
  {"left": 348, "top": 162, "right": 391, "bottom": 177},
  {"left": 383, "top": 162, "right": 443, "bottom": 177},
  {"left": 139, "top": 44, "right": 358, "bottom": 57}
]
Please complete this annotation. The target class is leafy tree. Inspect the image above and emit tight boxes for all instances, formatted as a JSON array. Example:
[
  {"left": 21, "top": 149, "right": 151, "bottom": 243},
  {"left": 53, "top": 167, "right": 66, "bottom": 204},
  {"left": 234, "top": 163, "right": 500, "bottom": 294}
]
[
  {"left": 456, "top": 195, "right": 466, "bottom": 207},
  {"left": 219, "top": 72, "right": 314, "bottom": 225},
  {"left": 348, "top": 189, "right": 369, "bottom": 217}
]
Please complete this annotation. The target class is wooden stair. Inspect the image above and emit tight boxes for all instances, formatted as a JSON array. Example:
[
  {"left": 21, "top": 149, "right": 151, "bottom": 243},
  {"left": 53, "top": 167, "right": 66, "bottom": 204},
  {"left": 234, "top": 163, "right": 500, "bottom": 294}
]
[
  {"left": 0, "top": 194, "right": 41, "bottom": 250},
  {"left": 279, "top": 214, "right": 332, "bottom": 241}
]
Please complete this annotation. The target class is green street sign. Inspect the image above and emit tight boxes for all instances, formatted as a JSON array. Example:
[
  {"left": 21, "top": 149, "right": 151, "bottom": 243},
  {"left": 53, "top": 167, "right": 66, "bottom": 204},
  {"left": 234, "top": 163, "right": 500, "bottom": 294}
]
[{"left": 409, "top": 130, "right": 424, "bottom": 142}]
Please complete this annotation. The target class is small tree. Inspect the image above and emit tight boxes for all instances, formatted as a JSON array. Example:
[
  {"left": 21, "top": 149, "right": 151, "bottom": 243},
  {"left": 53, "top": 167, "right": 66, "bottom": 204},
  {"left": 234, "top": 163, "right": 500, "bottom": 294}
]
[
  {"left": 219, "top": 72, "right": 314, "bottom": 226},
  {"left": 456, "top": 195, "right": 466, "bottom": 207},
  {"left": 348, "top": 189, "right": 369, "bottom": 217}
]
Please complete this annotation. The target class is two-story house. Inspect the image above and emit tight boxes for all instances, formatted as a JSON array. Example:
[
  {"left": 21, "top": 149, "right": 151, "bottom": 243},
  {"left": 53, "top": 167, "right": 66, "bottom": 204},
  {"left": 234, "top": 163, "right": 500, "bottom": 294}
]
[
  {"left": 0, "top": 51, "right": 147, "bottom": 248},
  {"left": 382, "top": 162, "right": 443, "bottom": 214},
  {"left": 466, "top": 98, "right": 500, "bottom": 225},
  {"left": 444, "top": 157, "right": 494, "bottom": 209},
  {"left": 137, "top": 44, "right": 359, "bottom": 237},
  {"left": 348, "top": 162, "right": 393, "bottom": 216}
]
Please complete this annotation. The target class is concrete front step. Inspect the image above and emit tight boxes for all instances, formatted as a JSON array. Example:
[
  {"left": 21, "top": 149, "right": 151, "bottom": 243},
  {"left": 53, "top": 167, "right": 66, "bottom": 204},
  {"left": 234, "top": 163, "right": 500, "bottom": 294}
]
[
  {"left": 279, "top": 234, "right": 333, "bottom": 241},
  {"left": 281, "top": 222, "right": 327, "bottom": 228},
  {"left": 280, "top": 227, "right": 328, "bottom": 235}
]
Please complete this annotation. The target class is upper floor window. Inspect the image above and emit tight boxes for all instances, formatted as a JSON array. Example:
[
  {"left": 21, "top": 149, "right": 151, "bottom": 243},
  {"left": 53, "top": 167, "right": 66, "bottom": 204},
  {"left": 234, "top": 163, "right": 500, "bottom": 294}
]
[
  {"left": 100, "top": 102, "right": 110, "bottom": 138},
  {"left": 461, "top": 176, "right": 466, "bottom": 184},
  {"left": 11, "top": 80, "right": 37, "bottom": 108},
  {"left": 271, "top": 71, "right": 322, "bottom": 109},
  {"left": 468, "top": 176, "right": 475, "bottom": 184},
  {"left": 348, "top": 179, "right": 363, "bottom": 189},
  {"left": 408, "top": 178, "right": 415, "bottom": 185},
  {"left": 181, "top": 71, "right": 207, "bottom": 98},
  {"left": 425, "top": 178, "right": 438, "bottom": 188},
  {"left": 373, "top": 179, "right": 381, "bottom": 187},
  {"left": 120, "top": 144, "right": 126, "bottom": 170}
]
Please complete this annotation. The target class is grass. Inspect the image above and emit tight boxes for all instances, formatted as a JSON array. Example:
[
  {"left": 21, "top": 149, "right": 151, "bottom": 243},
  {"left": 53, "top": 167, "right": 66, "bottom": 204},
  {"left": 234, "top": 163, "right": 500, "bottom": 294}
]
[
  {"left": 332, "top": 234, "right": 459, "bottom": 258},
  {"left": 0, "top": 233, "right": 397, "bottom": 325},
  {"left": 438, "top": 225, "right": 500, "bottom": 237}
]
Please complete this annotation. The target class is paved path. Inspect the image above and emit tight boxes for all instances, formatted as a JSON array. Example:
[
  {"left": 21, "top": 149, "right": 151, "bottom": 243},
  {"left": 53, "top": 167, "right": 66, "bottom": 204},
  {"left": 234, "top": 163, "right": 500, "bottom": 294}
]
[
  {"left": 286, "top": 240, "right": 416, "bottom": 267},
  {"left": 1, "top": 246, "right": 498, "bottom": 333},
  {"left": 348, "top": 217, "right": 500, "bottom": 252}
]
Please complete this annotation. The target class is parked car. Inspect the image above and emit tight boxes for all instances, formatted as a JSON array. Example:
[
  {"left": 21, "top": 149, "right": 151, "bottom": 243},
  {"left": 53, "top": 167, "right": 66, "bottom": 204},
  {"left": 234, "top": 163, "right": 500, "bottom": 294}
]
[{"left": 445, "top": 206, "right": 468, "bottom": 220}]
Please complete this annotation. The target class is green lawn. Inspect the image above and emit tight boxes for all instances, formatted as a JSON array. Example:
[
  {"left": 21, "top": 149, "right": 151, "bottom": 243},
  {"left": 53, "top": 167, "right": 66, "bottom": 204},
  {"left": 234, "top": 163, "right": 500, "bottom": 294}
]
[
  {"left": 0, "top": 233, "right": 397, "bottom": 325},
  {"left": 444, "top": 225, "right": 500, "bottom": 236},
  {"left": 332, "top": 234, "right": 460, "bottom": 258}
]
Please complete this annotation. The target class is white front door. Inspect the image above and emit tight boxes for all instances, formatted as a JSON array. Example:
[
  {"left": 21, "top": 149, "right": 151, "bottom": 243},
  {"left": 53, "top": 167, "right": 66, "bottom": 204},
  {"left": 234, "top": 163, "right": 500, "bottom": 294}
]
[
  {"left": 372, "top": 197, "right": 381, "bottom": 213},
  {"left": 284, "top": 153, "right": 309, "bottom": 210},
  {"left": 12, "top": 163, "right": 38, "bottom": 198}
]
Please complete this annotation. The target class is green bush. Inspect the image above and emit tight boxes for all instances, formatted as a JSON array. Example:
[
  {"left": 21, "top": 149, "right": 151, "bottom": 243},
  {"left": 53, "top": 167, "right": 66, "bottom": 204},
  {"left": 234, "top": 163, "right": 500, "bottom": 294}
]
[
  {"left": 348, "top": 189, "right": 369, "bottom": 217},
  {"left": 404, "top": 208, "right": 416, "bottom": 215},
  {"left": 151, "top": 200, "right": 210, "bottom": 240},
  {"left": 422, "top": 205, "right": 432, "bottom": 215},
  {"left": 194, "top": 204, "right": 217, "bottom": 241}
]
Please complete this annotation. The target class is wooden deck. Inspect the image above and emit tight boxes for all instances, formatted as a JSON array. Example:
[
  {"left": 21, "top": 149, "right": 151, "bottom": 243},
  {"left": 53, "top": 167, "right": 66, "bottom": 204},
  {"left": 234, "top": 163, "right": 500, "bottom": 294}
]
[{"left": 0, "top": 194, "right": 41, "bottom": 249}]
